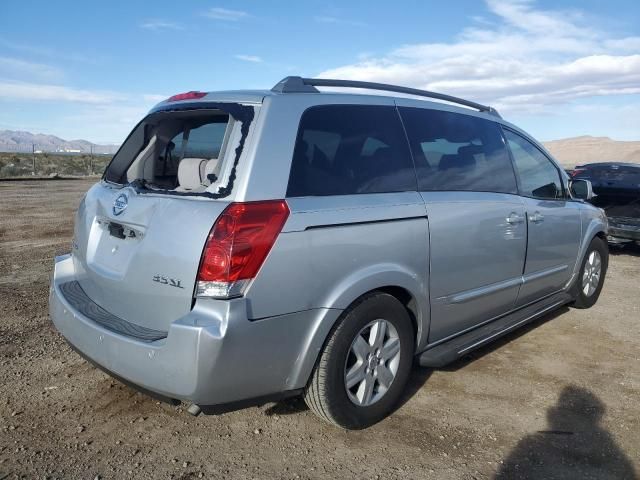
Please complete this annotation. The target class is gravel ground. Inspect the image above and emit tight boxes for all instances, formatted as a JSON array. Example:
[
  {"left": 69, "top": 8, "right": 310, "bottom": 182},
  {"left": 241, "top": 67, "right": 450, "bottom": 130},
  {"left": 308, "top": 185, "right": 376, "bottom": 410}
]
[{"left": 0, "top": 179, "right": 638, "bottom": 480}]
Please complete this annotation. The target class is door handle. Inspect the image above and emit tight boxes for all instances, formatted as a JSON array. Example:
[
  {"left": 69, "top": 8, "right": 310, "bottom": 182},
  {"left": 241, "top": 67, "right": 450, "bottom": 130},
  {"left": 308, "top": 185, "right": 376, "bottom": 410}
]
[
  {"left": 506, "top": 212, "right": 525, "bottom": 224},
  {"left": 529, "top": 211, "right": 544, "bottom": 223}
]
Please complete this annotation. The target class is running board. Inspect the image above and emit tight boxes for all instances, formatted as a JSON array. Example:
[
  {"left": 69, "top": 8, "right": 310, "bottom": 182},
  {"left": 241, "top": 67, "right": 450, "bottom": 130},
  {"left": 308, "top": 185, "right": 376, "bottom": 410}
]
[{"left": 418, "top": 292, "right": 573, "bottom": 367}]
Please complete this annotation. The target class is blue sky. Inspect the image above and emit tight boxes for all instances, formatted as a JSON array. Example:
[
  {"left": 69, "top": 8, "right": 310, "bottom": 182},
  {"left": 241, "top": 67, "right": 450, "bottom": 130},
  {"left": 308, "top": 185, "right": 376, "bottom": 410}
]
[{"left": 0, "top": 0, "right": 638, "bottom": 144}]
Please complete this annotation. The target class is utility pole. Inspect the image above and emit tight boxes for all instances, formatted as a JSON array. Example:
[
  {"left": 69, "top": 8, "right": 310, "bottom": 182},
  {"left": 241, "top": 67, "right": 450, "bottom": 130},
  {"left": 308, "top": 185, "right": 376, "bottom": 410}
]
[{"left": 32, "top": 143, "right": 36, "bottom": 175}]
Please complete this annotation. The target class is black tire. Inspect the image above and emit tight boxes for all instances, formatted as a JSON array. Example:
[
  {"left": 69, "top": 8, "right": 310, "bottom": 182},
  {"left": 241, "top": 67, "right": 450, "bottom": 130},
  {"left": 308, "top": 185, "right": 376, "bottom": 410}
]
[
  {"left": 303, "top": 292, "right": 414, "bottom": 429},
  {"left": 570, "top": 236, "right": 608, "bottom": 309}
]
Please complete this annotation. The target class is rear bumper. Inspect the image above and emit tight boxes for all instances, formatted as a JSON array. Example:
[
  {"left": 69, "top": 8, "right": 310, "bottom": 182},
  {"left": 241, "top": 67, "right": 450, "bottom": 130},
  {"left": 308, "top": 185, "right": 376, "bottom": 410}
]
[{"left": 49, "top": 254, "right": 340, "bottom": 405}]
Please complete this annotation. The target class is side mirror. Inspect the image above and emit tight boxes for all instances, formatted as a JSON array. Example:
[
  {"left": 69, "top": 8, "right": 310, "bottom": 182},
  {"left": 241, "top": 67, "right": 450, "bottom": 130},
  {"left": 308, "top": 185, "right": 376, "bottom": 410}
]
[{"left": 570, "top": 179, "right": 594, "bottom": 200}]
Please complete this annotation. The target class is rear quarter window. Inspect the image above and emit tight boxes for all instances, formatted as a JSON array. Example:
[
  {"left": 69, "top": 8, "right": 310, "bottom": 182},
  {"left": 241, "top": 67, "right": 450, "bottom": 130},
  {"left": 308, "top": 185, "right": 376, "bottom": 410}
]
[{"left": 286, "top": 105, "right": 416, "bottom": 197}]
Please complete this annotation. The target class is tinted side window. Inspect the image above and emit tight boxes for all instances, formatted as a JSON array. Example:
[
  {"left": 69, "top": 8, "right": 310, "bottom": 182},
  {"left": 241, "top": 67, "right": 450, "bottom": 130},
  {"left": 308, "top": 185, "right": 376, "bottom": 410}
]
[
  {"left": 399, "top": 107, "right": 517, "bottom": 193},
  {"left": 286, "top": 105, "right": 416, "bottom": 197},
  {"left": 504, "top": 130, "right": 563, "bottom": 199}
]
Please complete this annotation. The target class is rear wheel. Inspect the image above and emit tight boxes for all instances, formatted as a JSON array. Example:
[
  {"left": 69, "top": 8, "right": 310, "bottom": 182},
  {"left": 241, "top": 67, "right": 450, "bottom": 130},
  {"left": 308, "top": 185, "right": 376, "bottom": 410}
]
[
  {"left": 304, "top": 292, "right": 414, "bottom": 429},
  {"left": 570, "top": 236, "right": 608, "bottom": 309}
]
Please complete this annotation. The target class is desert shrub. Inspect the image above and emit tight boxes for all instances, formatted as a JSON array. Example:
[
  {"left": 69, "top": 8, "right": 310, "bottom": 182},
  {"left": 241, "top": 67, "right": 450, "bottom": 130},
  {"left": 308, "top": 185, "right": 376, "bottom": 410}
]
[{"left": 0, "top": 152, "right": 113, "bottom": 178}]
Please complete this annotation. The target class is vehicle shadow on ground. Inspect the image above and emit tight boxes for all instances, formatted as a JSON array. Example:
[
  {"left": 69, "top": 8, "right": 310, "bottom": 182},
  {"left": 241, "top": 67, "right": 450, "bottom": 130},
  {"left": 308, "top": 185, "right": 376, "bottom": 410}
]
[
  {"left": 264, "top": 396, "right": 309, "bottom": 416},
  {"left": 263, "top": 368, "right": 434, "bottom": 417},
  {"left": 426, "top": 307, "right": 638, "bottom": 479},
  {"left": 494, "top": 385, "right": 638, "bottom": 479}
]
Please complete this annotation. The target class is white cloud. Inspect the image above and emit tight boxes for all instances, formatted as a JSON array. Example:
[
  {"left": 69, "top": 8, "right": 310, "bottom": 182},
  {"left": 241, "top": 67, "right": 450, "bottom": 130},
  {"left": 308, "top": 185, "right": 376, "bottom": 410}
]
[
  {"left": 58, "top": 104, "right": 155, "bottom": 143},
  {"left": 0, "top": 37, "right": 94, "bottom": 64},
  {"left": 0, "top": 80, "right": 167, "bottom": 106},
  {"left": 140, "top": 20, "right": 184, "bottom": 31},
  {"left": 314, "top": 16, "right": 366, "bottom": 27},
  {"left": 604, "top": 37, "right": 640, "bottom": 52},
  {"left": 202, "top": 7, "right": 248, "bottom": 21},
  {"left": 0, "top": 81, "right": 124, "bottom": 104},
  {"left": 0, "top": 47, "right": 167, "bottom": 142},
  {"left": 317, "top": 0, "right": 640, "bottom": 114},
  {"left": 142, "top": 94, "right": 168, "bottom": 103},
  {"left": 512, "top": 101, "right": 640, "bottom": 141},
  {"left": 0, "top": 56, "right": 63, "bottom": 81},
  {"left": 235, "top": 54, "right": 263, "bottom": 63},
  {"left": 0, "top": 81, "right": 162, "bottom": 143},
  {"left": 485, "top": 0, "right": 589, "bottom": 38},
  {"left": 0, "top": 84, "right": 169, "bottom": 143}
]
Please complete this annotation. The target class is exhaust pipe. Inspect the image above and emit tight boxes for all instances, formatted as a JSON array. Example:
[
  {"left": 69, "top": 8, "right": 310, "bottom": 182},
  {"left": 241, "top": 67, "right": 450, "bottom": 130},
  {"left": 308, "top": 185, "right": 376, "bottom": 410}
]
[{"left": 187, "top": 403, "right": 202, "bottom": 416}]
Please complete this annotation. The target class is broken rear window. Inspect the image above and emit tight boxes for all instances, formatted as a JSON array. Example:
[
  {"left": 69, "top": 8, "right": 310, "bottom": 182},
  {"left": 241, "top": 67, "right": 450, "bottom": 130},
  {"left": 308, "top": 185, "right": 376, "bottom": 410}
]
[{"left": 103, "top": 103, "right": 255, "bottom": 198}]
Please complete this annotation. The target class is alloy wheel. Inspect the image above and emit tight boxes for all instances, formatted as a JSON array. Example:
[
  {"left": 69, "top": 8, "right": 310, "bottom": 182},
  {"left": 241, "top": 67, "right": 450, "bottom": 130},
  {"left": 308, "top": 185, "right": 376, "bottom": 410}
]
[
  {"left": 582, "top": 250, "right": 602, "bottom": 297},
  {"left": 344, "top": 319, "right": 402, "bottom": 407}
]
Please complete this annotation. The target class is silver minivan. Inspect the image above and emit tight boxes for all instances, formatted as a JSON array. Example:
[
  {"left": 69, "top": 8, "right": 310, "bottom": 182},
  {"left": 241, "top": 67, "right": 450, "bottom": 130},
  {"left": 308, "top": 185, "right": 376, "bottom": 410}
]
[{"left": 49, "top": 77, "right": 608, "bottom": 429}]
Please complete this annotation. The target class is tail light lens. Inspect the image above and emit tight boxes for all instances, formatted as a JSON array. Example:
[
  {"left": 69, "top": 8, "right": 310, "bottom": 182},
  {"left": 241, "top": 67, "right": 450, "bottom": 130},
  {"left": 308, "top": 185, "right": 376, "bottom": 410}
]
[
  {"left": 196, "top": 200, "right": 290, "bottom": 299},
  {"left": 571, "top": 168, "right": 585, "bottom": 178}
]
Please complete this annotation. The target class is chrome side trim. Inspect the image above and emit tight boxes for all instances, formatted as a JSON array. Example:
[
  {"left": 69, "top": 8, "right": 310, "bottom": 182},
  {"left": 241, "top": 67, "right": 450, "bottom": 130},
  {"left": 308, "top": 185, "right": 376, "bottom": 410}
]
[
  {"left": 436, "top": 264, "right": 569, "bottom": 307},
  {"left": 522, "top": 264, "right": 568, "bottom": 284},
  {"left": 435, "top": 265, "right": 569, "bottom": 304},
  {"left": 439, "top": 276, "right": 523, "bottom": 305}
]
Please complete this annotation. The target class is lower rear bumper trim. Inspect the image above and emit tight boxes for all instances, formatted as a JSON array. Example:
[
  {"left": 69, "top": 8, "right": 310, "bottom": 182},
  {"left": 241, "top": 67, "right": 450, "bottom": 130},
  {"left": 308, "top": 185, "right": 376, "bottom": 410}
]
[{"left": 59, "top": 281, "right": 168, "bottom": 342}]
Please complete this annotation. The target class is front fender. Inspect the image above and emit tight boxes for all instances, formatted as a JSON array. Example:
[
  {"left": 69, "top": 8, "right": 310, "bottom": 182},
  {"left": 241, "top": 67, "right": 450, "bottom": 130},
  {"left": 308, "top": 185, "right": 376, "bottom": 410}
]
[{"left": 564, "top": 204, "right": 608, "bottom": 290}]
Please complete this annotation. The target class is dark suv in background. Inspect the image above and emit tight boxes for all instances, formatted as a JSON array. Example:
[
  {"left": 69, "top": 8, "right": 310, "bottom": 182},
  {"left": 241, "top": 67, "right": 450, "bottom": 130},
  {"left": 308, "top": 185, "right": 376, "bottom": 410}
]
[{"left": 572, "top": 162, "right": 640, "bottom": 245}]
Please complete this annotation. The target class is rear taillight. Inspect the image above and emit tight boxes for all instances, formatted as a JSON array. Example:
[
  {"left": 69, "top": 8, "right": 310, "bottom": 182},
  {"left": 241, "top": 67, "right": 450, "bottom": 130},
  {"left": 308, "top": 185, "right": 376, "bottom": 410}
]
[
  {"left": 167, "top": 91, "right": 207, "bottom": 102},
  {"left": 196, "top": 200, "right": 290, "bottom": 299},
  {"left": 571, "top": 168, "right": 585, "bottom": 178}
]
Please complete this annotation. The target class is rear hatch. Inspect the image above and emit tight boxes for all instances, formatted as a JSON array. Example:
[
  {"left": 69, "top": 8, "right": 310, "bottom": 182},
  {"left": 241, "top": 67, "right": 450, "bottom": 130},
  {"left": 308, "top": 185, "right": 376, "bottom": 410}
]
[
  {"left": 72, "top": 185, "right": 228, "bottom": 331},
  {"left": 69, "top": 100, "right": 259, "bottom": 332}
]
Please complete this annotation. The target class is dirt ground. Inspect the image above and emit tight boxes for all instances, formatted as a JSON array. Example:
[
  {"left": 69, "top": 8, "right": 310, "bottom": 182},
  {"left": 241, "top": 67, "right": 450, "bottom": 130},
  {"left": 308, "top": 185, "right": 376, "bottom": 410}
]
[{"left": 1, "top": 179, "right": 638, "bottom": 480}]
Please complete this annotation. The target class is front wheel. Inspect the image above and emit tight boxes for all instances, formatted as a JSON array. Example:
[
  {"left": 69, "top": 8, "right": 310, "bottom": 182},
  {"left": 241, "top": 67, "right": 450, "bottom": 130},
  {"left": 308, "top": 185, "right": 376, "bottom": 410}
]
[
  {"left": 570, "top": 236, "right": 608, "bottom": 309},
  {"left": 303, "top": 292, "right": 414, "bottom": 429}
]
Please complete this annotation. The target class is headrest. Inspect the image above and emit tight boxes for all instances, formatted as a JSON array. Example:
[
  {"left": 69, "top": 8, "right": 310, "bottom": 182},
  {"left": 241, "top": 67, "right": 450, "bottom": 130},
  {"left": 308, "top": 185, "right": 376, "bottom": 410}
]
[
  {"left": 177, "top": 158, "right": 207, "bottom": 190},
  {"left": 369, "top": 147, "right": 391, "bottom": 162},
  {"left": 458, "top": 144, "right": 483, "bottom": 156},
  {"left": 311, "top": 145, "right": 331, "bottom": 170}
]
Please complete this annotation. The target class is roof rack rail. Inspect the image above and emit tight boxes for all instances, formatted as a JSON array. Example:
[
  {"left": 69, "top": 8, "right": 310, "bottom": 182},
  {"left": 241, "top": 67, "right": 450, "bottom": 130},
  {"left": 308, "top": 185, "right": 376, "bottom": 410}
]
[{"left": 271, "top": 76, "right": 501, "bottom": 118}]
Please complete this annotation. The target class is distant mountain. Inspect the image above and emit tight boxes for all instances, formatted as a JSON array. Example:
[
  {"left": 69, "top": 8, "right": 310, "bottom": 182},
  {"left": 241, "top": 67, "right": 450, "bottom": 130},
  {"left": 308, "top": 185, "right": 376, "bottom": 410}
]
[
  {"left": 2, "top": 129, "right": 638, "bottom": 167},
  {"left": 0, "top": 130, "right": 119, "bottom": 155},
  {"left": 543, "top": 136, "right": 640, "bottom": 169}
]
